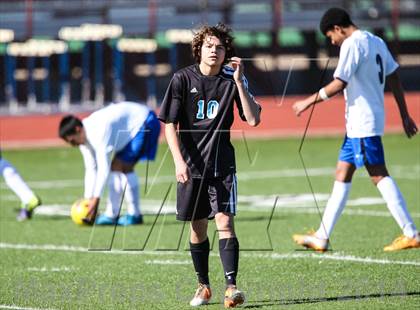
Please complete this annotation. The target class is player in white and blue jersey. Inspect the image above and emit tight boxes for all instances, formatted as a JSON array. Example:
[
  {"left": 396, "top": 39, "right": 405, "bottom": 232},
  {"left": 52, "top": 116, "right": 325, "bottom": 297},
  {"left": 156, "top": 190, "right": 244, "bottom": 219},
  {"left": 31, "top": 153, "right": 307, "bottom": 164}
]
[
  {"left": 292, "top": 8, "right": 419, "bottom": 252},
  {"left": 59, "top": 101, "right": 160, "bottom": 226}
]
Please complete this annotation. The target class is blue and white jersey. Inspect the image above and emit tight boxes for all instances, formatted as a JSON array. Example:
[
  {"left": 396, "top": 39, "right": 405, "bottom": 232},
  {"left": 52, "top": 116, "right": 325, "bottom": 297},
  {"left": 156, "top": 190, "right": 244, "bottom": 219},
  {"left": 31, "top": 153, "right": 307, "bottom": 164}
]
[
  {"left": 80, "top": 101, "right": 151, "bottom": 198},
  {"left": 334, "top": 30, "right": 398, "bottom": 138}
]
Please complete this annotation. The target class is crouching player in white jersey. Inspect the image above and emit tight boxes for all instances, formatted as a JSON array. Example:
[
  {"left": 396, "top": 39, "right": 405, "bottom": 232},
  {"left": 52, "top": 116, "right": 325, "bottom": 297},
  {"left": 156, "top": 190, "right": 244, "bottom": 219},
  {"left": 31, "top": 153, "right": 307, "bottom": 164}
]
[
  {"left": 292, "top": 8, "right": 419, "bottom": 252},
  {"left": 59, "top": 102, "right": 160, "bottom": 225}
]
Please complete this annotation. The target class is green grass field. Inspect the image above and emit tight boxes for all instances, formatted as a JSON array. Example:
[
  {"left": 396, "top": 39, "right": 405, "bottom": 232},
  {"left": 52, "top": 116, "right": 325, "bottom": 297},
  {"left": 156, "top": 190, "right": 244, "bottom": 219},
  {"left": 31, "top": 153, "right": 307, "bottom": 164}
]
[{"left": 1, "top": 134, "right": 419, "bottom": 309}]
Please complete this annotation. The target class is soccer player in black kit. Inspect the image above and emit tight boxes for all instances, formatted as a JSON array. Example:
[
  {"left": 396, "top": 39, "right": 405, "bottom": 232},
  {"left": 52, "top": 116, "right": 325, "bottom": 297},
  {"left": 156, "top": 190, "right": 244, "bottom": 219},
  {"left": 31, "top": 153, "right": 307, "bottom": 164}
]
[{"left": 159, "top": 23, "right": 261, "bottom": 308}]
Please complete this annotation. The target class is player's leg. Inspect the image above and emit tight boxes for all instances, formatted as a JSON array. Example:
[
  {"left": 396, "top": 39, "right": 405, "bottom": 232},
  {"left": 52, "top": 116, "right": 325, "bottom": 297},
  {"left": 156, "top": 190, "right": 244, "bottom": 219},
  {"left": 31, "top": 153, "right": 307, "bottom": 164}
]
[
  {"left": 315, "top": 160, "right": 355, "bottom": 239},
  {"left": 212, "top": 174, "right": 245, "bottom": 308},
  {"left": 112, "top": 127, "right": 149, "bottom": 225},
  {"left": 215, "top": 212, "right": 244, "bottom": 308},
  {"left": 361, "top": 136, "right": 419, "bottom": 250},
  {"left": 0, "top": 158, "right": 37, "bottom": 204},
  {"left": 95, "top": 171, "right": 123, "bottom": 225},
  {"left": 293, "top": 136, "right": 356, "bottom": 251},
  {"left": 213, "top": 176, "right": 238, "bottom": 286},
  {"left": 114, "top": 112, "right": 160, "bottom": 226},
  {"left": 190, "top": 218, "right": 210, "bottom": 286},
  {"left": 177, "top": 178, "right": 212, "bottom": 306},
  {"left": 215, "top": 212, "right": 238, "bottom": 284},
  {"left": 109, "top": 158, "right": 143, "bottom": 226},
  {"left": 375, "top": 175, "right": 418, "bottom": 242},
  {"left": 122, "top": 171, "right": 141, "bottom": 218},
  {"left": 0, "top": 158, "right": 41, "bottom": 221},
  {"left": 189, "top": 218, "right": 212, "bottom": 307},
  {"left": 366, "top": 160, "right": 413, "bottom": 237}
]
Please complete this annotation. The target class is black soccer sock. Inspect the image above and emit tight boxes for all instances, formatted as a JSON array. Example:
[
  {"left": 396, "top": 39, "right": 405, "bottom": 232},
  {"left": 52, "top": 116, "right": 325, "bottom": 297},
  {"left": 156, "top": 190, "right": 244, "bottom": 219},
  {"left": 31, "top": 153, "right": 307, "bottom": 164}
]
[
  {"left": 190, "top": 238, "right": 210, "bottom": 285},
  {"left": 219, "top": 237, "right": 239, "bottom": 286}
]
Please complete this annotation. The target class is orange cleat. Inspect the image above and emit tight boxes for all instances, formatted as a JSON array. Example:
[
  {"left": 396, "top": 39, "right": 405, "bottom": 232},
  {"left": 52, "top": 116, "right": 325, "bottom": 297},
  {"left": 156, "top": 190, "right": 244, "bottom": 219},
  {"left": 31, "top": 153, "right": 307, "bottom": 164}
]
[
  {"left": 384, "top": 234, "right": 420, "bottom": 252},
  {"left": 224, "top": 285, "right": 245, "bottom": 308}
]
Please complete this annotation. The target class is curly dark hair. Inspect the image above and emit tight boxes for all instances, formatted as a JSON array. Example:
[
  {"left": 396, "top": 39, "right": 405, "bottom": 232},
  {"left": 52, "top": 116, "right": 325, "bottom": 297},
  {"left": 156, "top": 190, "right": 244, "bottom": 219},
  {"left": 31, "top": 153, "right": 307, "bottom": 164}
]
[{"left": 191, "top": 23, "right": 236, "bottom": 64}]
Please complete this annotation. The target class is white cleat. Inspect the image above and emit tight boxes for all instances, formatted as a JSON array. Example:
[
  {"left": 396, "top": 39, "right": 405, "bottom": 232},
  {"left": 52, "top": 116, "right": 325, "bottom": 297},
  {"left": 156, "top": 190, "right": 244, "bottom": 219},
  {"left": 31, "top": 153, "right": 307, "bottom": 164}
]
[
  {"left": 189, "top": 283, "right": 212, "bottom": 307},
  {"left": 293, "top": 231, "right": 329, "bottom": 252}
]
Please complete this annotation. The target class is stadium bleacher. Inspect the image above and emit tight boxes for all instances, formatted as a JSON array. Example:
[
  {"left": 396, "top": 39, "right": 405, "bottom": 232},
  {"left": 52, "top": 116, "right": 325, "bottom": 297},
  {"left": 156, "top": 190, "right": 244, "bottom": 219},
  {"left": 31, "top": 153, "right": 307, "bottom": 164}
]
[{"left": 0, "top": 0, "right": 419, "bottom": 111}]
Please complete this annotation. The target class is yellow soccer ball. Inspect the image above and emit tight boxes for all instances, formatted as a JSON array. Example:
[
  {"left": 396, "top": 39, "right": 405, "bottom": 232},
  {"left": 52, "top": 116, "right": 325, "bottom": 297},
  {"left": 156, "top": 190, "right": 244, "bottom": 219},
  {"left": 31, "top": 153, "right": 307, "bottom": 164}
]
[{"left": 71, "top": 199, "right": 90, "bottom": 225}]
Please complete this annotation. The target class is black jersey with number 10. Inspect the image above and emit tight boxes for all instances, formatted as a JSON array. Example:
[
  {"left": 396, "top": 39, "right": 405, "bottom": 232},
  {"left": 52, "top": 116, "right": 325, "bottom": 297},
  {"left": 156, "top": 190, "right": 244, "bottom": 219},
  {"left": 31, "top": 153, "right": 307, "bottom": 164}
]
[{"left": 159, "top": 64, "right": 254, "bottom": 178}]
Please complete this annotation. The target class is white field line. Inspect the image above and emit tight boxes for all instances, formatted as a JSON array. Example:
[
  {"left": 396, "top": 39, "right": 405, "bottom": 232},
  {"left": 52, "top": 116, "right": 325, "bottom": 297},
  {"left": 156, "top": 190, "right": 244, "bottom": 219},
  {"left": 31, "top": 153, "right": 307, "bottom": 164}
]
[
  {"left": 279, "top": 207, "right": 420, "bottom": 218},
  {"left": 241, "top": 252, "right": 420, "bottom": 267},
  {"left": 27, "top": 266, "right": 76, "bottom": 272},
  {"left": 30, "top": 194, "right": 420, "bottom": 219},
  {"left": 0, "top": 242, "right": 181, "bottom": 256},
  {"left": 238, "top": 194, "right": 386, "bottom": 208},
  {"left": 1, "top": 242, "right": 419, "bottom": 267},
  {"left": 0, "top": 305, "right": 56, "bottom": 310},
  {"left": 145, "top": 259, "right": 190, "bottom": 265},
  {"left": 0, "top": 165, "right": 418, "bottom": 190}
]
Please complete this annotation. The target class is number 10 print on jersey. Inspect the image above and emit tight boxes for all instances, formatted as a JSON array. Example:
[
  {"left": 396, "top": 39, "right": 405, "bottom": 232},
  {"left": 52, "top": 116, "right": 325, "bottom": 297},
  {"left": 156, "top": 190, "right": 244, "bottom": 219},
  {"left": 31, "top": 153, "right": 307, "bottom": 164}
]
[{"left": 196, "top": 100, "right": 220, "bottom": 120}]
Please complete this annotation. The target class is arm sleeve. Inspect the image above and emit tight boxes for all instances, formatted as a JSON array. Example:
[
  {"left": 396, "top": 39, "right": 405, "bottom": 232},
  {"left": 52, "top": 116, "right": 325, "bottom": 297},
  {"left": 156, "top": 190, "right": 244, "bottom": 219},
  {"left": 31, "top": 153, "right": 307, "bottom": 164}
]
[
  {"left": 92, "top": 145, "right": 112, "bottom": 198},
  {"left": 333, "top": 39, "right": 361, "bottom": 83},
  {"left": 79, "top": 145, "right": 97, "bottom": 198},
  {"left": 158, "top": 73, "right": 183, "bottom": 124},
  {"left": 91, "top": 128, "right": 113, "bottom": 198}
]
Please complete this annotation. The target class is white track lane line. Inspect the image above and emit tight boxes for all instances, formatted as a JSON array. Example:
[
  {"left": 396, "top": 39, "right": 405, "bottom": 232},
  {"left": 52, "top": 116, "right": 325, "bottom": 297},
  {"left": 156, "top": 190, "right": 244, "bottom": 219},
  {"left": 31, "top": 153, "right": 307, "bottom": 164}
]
[
  {"left": 1, "top": 242, "right": 419, "bottom": 267},
  {"left": 1, "top": 165, "right": 418, "bottom": 190},
  {"left": 0, "top": 305, "right": 56, "bottom": 310}
]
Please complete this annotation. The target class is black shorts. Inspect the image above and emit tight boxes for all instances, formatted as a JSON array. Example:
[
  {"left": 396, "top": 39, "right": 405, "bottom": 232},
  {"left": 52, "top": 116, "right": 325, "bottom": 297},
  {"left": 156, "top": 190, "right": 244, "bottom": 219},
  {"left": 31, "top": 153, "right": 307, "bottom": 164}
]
[{"left": 176, "top": 174, "right": 237, "bottom": 221}]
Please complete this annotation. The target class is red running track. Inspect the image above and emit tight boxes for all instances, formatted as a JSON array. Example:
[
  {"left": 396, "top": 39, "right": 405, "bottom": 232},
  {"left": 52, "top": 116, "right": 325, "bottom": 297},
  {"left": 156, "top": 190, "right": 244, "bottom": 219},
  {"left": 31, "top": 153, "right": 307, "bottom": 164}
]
[{"left": 0, "top": 93, "right": 419, "bottom": 149}]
